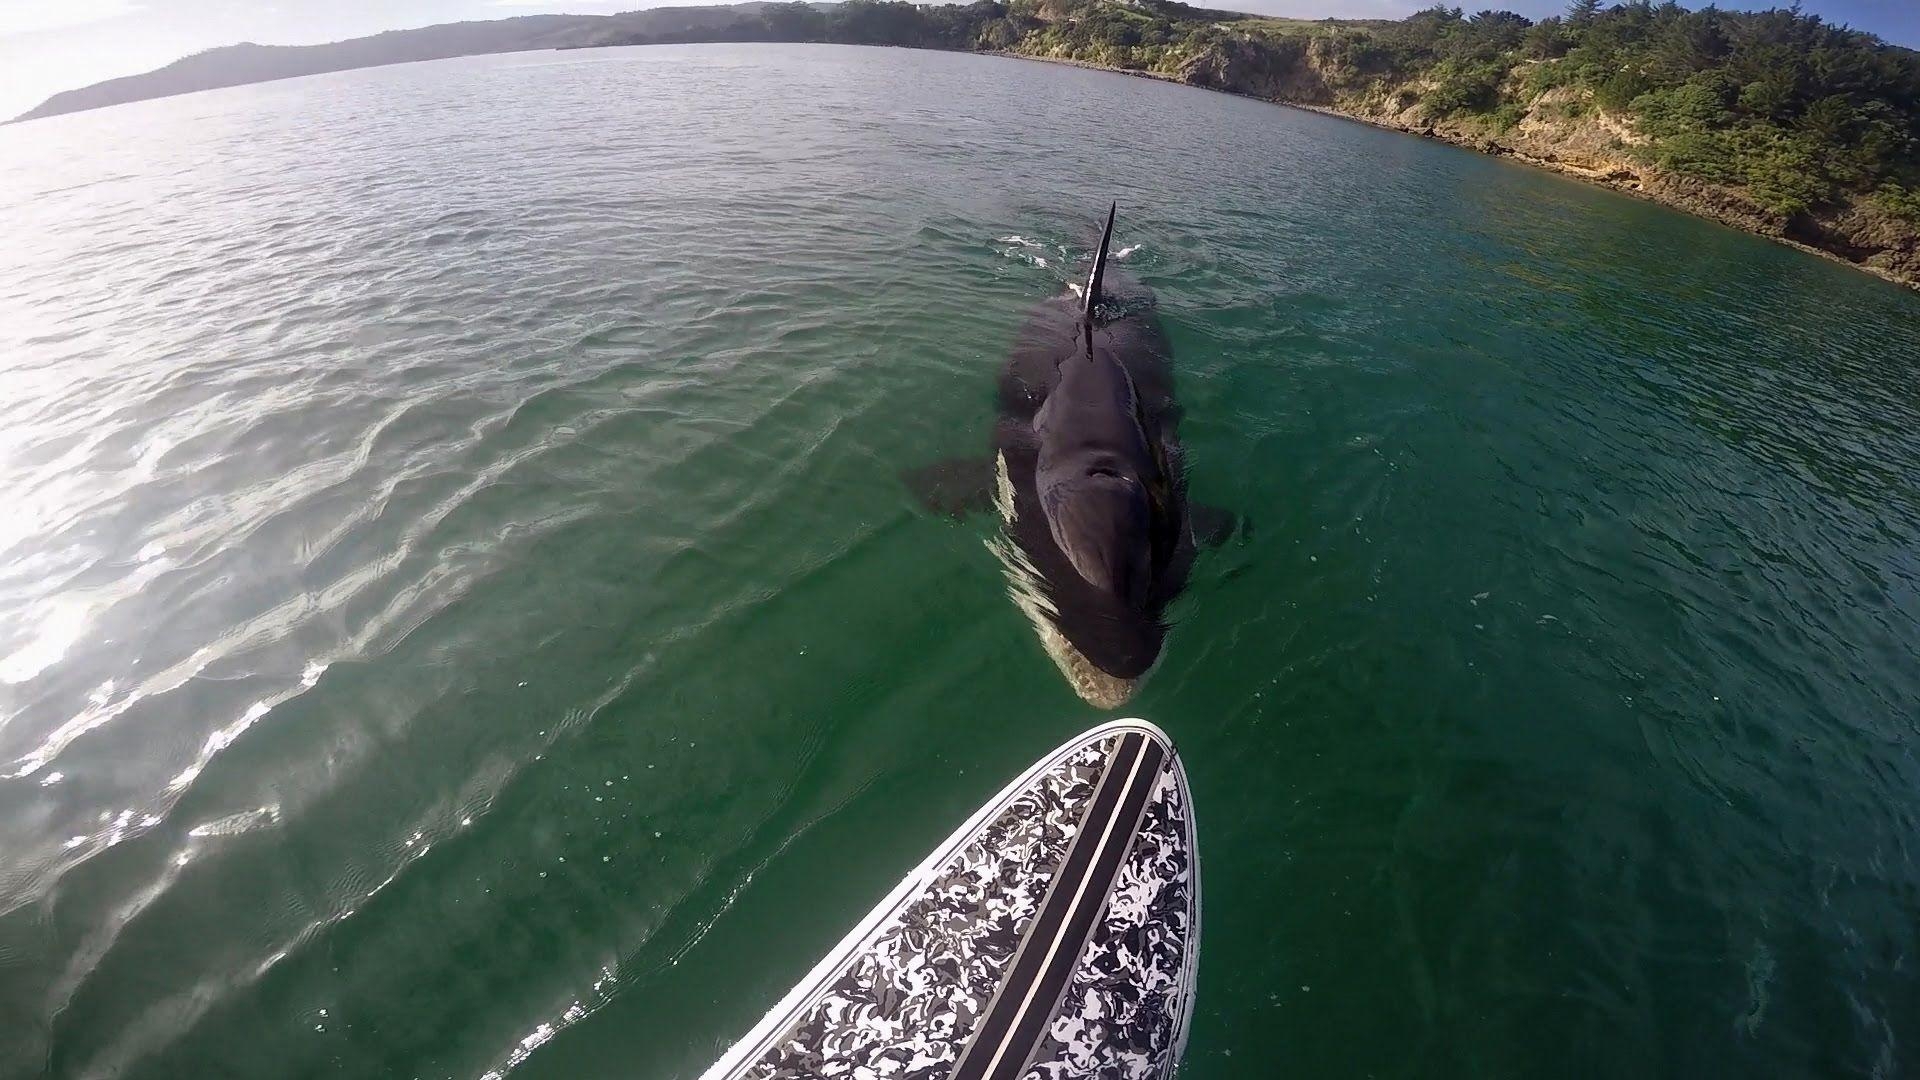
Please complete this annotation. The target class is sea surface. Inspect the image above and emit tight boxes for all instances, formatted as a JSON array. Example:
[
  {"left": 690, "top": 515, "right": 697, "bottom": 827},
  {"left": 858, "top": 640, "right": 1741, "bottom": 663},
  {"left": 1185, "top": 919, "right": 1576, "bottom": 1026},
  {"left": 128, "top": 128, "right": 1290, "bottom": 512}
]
[{"left": 2, "top": 43, "right": 1919, "bottom": 1079}]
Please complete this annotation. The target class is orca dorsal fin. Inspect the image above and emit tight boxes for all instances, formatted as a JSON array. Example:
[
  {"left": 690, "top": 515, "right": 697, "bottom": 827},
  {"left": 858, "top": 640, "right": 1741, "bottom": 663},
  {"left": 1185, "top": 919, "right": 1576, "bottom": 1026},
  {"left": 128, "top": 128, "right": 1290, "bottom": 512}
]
[{"left": 1082, "top": 202, "right": 1116, "bottom": 325}]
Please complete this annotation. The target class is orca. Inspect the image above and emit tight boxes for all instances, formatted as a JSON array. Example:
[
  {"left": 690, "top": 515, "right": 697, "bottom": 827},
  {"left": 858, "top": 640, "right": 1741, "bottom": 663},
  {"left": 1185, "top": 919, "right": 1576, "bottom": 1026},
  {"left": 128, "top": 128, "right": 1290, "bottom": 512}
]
[{"left": 908, "top": 205, "right": 1235, "bottom": 707}]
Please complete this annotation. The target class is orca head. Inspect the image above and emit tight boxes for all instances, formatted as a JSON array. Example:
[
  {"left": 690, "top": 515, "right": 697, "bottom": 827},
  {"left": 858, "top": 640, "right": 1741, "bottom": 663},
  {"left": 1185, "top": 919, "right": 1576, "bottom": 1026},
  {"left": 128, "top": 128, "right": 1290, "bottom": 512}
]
[{"left": 1039, "top": 462, "right": 1153, "bottom": 611}]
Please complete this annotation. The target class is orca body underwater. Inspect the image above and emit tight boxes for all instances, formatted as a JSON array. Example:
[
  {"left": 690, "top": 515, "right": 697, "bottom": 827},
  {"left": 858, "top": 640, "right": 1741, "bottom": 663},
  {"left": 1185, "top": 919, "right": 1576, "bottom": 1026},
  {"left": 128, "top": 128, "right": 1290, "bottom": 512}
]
[{"left": 907, "top": 205, "right": 1236, "bottom": 707}]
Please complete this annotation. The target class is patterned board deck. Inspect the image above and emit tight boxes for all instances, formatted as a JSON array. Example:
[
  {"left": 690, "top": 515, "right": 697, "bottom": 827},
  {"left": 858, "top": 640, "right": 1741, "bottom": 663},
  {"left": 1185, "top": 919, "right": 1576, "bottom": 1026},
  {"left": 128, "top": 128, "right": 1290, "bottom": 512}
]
[{"left": 704, "top": 719, "right": 1200, "bottom": 1080}]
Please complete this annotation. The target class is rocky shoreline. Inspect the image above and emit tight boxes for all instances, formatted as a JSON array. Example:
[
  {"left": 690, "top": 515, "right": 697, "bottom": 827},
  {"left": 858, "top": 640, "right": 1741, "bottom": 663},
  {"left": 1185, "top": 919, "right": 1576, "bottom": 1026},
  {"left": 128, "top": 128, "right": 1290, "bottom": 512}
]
[{"left": 997, "top": 51, "right": 1920, "bottom": 294}]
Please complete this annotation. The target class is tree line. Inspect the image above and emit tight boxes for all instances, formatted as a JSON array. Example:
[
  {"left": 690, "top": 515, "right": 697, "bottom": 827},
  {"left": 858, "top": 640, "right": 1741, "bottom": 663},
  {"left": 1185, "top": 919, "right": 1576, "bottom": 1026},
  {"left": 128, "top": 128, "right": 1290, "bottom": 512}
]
[{"left": 1378, "top": 2, "right": 1920, "bottom": 217}]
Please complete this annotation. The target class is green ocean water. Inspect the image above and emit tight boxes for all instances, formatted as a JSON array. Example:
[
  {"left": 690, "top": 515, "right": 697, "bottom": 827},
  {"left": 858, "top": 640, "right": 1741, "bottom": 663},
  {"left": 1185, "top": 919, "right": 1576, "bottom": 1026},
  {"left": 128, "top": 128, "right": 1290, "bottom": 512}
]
[{"left": 2, "top": 41, "right": 1919, "bottom": 1079}]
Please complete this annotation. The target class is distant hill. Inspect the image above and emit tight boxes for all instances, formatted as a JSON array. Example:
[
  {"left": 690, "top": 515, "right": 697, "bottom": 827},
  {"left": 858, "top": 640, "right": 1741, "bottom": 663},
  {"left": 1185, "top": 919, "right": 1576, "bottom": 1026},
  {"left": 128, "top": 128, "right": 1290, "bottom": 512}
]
[{"left": 9, "top": 6, "right": 778, "bottom": 123}]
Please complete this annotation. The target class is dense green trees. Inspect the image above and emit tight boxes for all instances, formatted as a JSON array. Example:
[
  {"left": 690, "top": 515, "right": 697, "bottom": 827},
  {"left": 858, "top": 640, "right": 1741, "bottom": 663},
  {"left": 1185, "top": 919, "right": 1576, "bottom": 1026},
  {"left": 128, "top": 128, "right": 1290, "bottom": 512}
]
[{"left": 1538, "top": 3, "right": 1920, "bottom": 215}]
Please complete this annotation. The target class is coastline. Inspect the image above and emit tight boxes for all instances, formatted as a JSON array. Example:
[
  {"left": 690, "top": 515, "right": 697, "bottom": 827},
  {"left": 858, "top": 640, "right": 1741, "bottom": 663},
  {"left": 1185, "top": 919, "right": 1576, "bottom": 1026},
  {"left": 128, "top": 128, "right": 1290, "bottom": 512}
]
[
  {"left": 994, "top": 50, "right": 1920, "bottom": 294},
  {"left": 11, "top": 27, "right": 1916, "bottom": 293}
]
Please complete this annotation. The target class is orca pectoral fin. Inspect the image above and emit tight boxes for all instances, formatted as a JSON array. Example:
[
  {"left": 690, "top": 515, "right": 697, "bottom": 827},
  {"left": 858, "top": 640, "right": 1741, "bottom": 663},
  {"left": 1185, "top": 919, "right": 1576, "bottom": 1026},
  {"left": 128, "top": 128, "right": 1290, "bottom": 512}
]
[
  {"left": 1191, "top": 503, "right": 1244, "bottom": 548},
  {"left": 903, "top": 457, "right": 996, "bottom": 519}
]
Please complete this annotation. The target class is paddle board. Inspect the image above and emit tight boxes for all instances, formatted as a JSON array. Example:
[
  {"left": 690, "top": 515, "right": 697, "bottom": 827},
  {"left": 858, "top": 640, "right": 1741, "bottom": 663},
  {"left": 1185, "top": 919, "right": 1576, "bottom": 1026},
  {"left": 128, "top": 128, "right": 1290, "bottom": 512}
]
[{"left": 704, "top": 717, "right": 1200, "bottom": 1080}]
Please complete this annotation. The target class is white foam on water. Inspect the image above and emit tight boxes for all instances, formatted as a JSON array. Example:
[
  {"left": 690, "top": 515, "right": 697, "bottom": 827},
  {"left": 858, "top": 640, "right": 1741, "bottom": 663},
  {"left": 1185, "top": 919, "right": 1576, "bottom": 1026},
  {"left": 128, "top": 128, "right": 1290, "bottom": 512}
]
[
  {"left": 997, "top": 246, "right": 1050, "bottom": 269},
  {"left": 187, "top": 804, "right": 283, "bottom": 839}
]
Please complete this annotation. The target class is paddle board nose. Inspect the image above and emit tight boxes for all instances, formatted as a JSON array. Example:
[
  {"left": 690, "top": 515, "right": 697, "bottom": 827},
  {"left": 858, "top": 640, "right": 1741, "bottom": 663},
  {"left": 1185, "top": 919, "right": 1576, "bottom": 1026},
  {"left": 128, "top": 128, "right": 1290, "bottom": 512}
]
[{"left": 703, "top": 718, "right": 1200, "bottom": 1080}]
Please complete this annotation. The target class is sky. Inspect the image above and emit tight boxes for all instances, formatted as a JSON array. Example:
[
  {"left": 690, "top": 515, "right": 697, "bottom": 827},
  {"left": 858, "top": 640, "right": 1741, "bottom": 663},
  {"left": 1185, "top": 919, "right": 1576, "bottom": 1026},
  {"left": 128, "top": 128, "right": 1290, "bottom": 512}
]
[{"left": 1, "top": 0, "right": 1916, "bottom": 121}]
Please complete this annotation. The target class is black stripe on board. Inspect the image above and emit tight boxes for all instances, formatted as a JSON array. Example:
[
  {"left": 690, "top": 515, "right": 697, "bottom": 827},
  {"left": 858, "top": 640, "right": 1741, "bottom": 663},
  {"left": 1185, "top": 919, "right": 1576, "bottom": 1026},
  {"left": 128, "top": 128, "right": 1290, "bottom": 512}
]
[
  {"left": 995, "top": 736, "right": 1164, "bottom": 1078},
  {"left": 951, "top": 732, "right": 1143, "bottom": 1080},
  {"left": 952, "top": 730, "right": 1166, "bottom": 1080}
]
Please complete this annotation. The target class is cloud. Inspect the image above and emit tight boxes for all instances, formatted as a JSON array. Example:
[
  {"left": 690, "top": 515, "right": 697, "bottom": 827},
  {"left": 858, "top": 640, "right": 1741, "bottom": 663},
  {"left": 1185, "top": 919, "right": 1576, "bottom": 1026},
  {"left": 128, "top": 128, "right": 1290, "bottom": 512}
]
[{"left": 0, "top": 0, "right": 146, "bottom": 37}]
